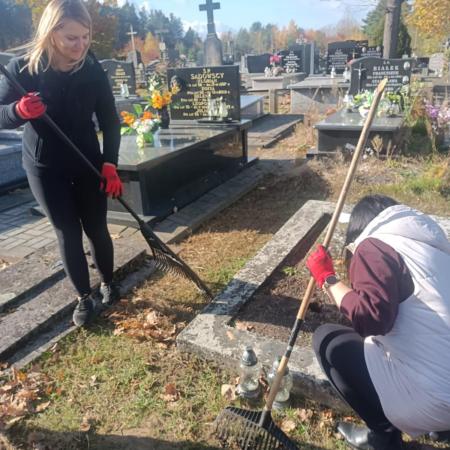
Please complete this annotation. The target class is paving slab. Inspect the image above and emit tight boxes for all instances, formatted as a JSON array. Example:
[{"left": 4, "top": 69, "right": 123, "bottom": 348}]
[{"left": 177, "top": 200, "right": 450, "bottom": 411}]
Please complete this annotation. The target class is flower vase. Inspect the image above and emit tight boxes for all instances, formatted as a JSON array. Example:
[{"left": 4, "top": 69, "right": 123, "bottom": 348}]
[
  {"left": 136, "top": 132, "right": 154, "bottom": 149},
  {"left": 160, "top": 106, "right": 170, "bottom": 129}
]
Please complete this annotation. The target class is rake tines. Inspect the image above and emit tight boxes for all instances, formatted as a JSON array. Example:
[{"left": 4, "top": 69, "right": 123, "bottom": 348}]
[
  {"left": 140, "top": 221, "right": 213, "bottom": 299},
  {"left": 214, "top": 407, "right": 299, "bottom": 450}
]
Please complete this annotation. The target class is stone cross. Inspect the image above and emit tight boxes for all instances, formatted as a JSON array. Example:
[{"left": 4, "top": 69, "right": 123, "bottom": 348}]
[
  {"left": 199, "top": 0, "right": 220, "bottom": 35},
  {"left": 127, "top": 24, "right": 138, "bottom": 55}
]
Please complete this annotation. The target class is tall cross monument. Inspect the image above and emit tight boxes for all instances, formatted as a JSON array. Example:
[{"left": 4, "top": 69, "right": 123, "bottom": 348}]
[
  {"left": 126, "top": 24, "right": 138, "bottom": 67},
  {"left": 199, "top": 0, "right": 223, "bottom": 66}
]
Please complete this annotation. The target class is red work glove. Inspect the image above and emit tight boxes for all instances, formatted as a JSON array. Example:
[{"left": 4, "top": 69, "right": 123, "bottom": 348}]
[
  {"left": 306, "top": 245, "right": 336, "bottom": 288},
  {"left": 15, "top": 92, "right": 46, "bottom": 120},
  {"left": 101, "top": 163, "right": 123, "bottom": 198}
]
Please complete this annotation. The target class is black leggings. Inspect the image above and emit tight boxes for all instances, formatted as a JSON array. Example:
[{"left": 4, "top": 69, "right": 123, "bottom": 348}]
[
  {"left": 313, "top": 324, "right": 393, "bottom": 432},
  {"left": 27, "top": 169, "right": 113, "bottom": 297}
]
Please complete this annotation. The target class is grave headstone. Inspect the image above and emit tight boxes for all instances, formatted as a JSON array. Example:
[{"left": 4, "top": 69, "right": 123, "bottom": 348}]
[
  {"left": 349, "top": 57, "right": 412, "bottom": 95},
  {"left": 167, "top": 65, "right": 240, "bottom": 121},
  {"left": 363, "top": 46, "right": 383, "bottom": 58},
  {"left": 429, "top": 53, "right": 445, "bottom": 75},
  {"left": 246, "top": 54, "right": 271, "bottom": 73},
  {"left": 327, "top": 40, "right": 368, "bottom": 74},
  {"left": 100, "top": 59, "right": 136, "bottom": 97},
  {"left": 280, "top": 49, "right": 302, "bottom": 73}
]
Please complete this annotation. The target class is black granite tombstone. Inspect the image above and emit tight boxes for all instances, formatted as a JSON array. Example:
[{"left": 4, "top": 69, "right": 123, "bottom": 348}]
[
  {"left": 327, "top": 40, "right": 368, "bottom": 74},
  {"left": 280, "top": 49, "right": 302, "bottom": 73},
  {"left": 167, "top": 65, "right": 241, "bottom": 121},
  {"left": 100, "top": 59, "right": 136, "bottom": 97},
  {"left": 348, "top": 57, "right": 412, "bottom": 95},
  {"left": 246, "top": 54, "right": 271, "bottom": 73},
  {"left": 363, "top": 46, "right": 383, "bottom": 58}
]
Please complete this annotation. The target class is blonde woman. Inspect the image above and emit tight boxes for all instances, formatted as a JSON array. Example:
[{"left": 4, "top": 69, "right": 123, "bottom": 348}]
[{"left": 0, "top": 0, "right": 123, "bottom": 326}]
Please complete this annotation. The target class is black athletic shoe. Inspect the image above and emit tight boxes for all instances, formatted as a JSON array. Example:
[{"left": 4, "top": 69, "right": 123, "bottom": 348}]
[
  {"left": 72, "top": 294, "right": 94, "bottom": 327},
  {"left": 337, "top": 422, "right": 403, "bottom": 450},
  {"left": 100, "top": 282, "right": 119, "bottom": 306}
]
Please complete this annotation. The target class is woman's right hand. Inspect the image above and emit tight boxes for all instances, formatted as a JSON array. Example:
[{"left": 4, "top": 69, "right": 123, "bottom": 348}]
[{"left": 15, "top": 92, "right": 46, "bottom": 120}]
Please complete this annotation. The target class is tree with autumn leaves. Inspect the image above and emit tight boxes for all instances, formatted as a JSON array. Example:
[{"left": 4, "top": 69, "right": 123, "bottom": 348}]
[{"left": 408, "top": 0, "right": 450, "bottom": 54}]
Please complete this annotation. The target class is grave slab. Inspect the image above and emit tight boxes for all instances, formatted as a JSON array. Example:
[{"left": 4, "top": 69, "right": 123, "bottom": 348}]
[
  {"left": 177, "top": 199, "right": 450, "bottom": 410},
  {"left": 107, "top": 122, "right": 254, "bottom": 226},
  {"left": 311, "top": 109, "right": 404, "bottom": 155},
  {"left": 289, "top": 76, "right": 349, "bottom": 114},
  {"left": 251, "top": 73, "right": 306, "bottom": 91},
  {"left": 247, "top": 114, "right": 304, "bottom": 149}
]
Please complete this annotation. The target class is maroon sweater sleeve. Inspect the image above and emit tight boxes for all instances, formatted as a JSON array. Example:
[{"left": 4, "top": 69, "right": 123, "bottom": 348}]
[{"left": 340, "top": 238, "right": 414, "bottom": 337}]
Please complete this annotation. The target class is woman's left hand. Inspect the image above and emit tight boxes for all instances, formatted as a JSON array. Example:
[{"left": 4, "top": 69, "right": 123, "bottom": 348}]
[
  {"left": 306, "top": 245, "right": 336, "bottom": 288},
  {"left": 101, "top": 163, "right": 123, "bottom": 198}
]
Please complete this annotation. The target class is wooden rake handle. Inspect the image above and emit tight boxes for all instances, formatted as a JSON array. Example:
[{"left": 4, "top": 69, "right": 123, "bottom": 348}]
[{"left": 262, "top": 78, "right": 389, "bottom": 420}]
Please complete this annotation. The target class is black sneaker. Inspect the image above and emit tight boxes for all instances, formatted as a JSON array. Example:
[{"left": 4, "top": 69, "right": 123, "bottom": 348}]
[
  {"left": 72, "top": 294, "right": 94, "bottom": 327},
  {"left": 100, "top": 282, "right": 119, "bottom": 307}
]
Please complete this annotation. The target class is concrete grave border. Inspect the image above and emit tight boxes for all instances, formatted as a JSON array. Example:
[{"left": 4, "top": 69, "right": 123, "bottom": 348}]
[
  {"left": 177, "top": 200, "right": 346, "bottom": 410},
  {"left": 177, "top": 199, "right": 450, "bottom": 410}
]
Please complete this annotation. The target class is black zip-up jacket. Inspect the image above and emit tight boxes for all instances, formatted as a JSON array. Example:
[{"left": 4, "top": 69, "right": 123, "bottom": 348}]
[{"left": 0, "top": 52, "right": 120, "bottom": 175}]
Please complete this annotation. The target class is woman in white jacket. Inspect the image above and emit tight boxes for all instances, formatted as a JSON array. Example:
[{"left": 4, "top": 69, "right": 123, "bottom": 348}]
[{"left": 306, "top": 195, "right": 450, "bottom": 449}]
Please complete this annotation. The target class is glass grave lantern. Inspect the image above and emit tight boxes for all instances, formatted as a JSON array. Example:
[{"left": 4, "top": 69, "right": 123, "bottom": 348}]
[
  {"left": 237, "top": 346, "right": 261, "bottom": 399},
  {"left": 267, "top": 356, "right": 293, "bottom": 409}
]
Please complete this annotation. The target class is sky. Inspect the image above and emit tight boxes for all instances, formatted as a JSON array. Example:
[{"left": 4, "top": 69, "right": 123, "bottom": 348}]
[{"left": 135, "top": 0, "right": 376, "bottom": 35}]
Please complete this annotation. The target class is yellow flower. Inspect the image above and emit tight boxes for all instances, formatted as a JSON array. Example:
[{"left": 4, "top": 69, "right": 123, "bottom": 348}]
[
  {"left": 142, "top": 111, "right": 154, "bottom": 120},
  {"left": 162, "top": 91, "right": 172, "bottom": 106},
  {"left": 120, "top": 111, "right": 136, "bottom": 126}
]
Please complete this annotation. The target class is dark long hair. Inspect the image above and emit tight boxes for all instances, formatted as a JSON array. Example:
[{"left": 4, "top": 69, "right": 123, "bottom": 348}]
[{"left": 344, "top": 195, "right": 399, "bottom": 268}]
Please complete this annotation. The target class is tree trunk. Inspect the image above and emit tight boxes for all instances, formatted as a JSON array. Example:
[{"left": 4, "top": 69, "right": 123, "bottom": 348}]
[{"left": 383, "top": 0, "right": 403, "bottom": 58}]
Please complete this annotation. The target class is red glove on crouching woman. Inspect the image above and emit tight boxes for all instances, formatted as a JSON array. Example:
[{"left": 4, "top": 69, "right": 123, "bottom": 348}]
[{"left": 306, "top": 245, "right": 336, "bottom": 288}]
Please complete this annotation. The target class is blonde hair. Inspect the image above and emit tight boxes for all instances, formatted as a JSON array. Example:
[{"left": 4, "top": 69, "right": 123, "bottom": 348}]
[{"left": 24, "top": 0, "right": 92, "bottom": 75}]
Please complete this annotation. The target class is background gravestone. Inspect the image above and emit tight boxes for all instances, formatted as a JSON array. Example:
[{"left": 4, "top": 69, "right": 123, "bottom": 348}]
[
  {"left": 327, "top": 40, "right": 368, "bottom": 74},
  {"left": 364, "top": 46, "right": 383, "bottom": 58},
  {"left": 429, "top": 53, "right": 445, "bottom": 75},
  {"left": 100, "top": 59, "right": 136, "bottom": 97},
  {"left": 168, "top": 65, "right": 240, "bottom": 121},
  {"left": 246, "top": 54, "right": 271, "bottom": 73},
  {"left": 280, "top": 49, "right": 302, "bottom": 73},
  {"left": 349, "top": 57, "right": 412, "bottom": 95}
]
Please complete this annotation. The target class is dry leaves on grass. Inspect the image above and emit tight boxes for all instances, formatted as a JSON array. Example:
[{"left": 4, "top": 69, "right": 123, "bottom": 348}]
[
  {"left": 105, "top": 300, "right": 185, "bottom": 345},
  {"left": 161, "top": 383, "right": 180, "bottom": 402},
  {"left": 0, "top": 366, "right": 54, "bottom": 430}
]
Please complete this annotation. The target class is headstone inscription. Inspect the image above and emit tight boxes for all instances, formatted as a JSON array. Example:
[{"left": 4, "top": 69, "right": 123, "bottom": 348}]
[
  {"left": 100, "top": 59, "right": 136, "bottom": 97},
  {"left": 348, "top": 57, "right": 412, "bottom": 95},
  {"left": 280, "top": 49, "right": 302, "bottom": 73},
  {"left": 429, "top": 53, "right": 445, "bottom": 75},
  {"left": 168, "top": 65, "right": 240, "bottom": 121},
  {"left": 364, "top": 46, "right": 383, "bottom": 58},
  {"left": 246, "top": 54, "right": 272, "bottom": 73},
  {"left": 327, "top": 40, "right": 368, "bottom": 74}
]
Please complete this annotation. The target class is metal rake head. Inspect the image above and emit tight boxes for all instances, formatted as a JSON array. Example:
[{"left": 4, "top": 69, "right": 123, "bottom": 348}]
[
  {"left": 214, "top": 407, "right": 298, "bottom": 450},
  {"left": 140, "top": 222, "right": 213, "bottom": 298}
]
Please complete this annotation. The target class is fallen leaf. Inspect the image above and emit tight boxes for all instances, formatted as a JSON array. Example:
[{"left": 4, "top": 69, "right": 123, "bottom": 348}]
[
  {"left": 296, "top": 408, "right": 314, "bottom": 422},
  {"left": 35, "top": 401, "right": 51, "bottom": 413},
  {"left": 161, "top": 383, "right": 179, "bottom": 402},
  {"left": 220, "top": 384, "right": 236, "bottom": 401},
  {"left": 225, "top": 330, "right": 235, "bottom": 341},
  {"left": 5, "top": 416, "right": 24, "bottom": 429},
  {"left": 280, "top": 419, "right": 296, "bottom": 433}
]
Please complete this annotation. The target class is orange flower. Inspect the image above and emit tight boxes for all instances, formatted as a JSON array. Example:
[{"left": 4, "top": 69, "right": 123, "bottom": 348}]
[
  {"left": 152, "top": 92, "right": 164, "bottom": 110},
  {"left": 121, "top": 111, "right": 136, "bottom": 126},
  {"left": 142, "top": 111, "right": 154, "bottom": 120},
  {"left": 162, "top": 91, "right": 172, "bottom": 106}
]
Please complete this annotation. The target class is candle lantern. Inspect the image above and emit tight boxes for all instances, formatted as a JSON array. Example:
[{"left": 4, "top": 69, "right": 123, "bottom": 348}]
[
  {"left": 267, "top": 356, "right": 293, "bottom": 409},
  {"left": 237, "top": 346, "right": 261, "bottom": 399}
]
